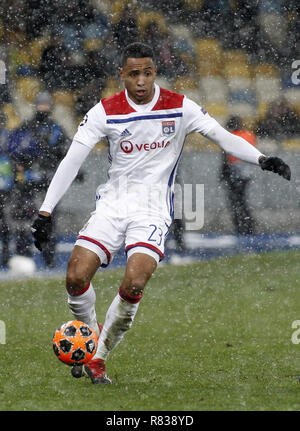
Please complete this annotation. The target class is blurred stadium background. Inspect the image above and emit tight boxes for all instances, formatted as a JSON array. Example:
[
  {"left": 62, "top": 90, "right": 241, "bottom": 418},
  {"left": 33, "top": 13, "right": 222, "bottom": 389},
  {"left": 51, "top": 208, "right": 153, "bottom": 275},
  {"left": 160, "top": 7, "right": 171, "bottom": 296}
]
[
  {"left": 0, "top": 0, "right": 300, "bottom": 271},
  {"left": 1, "top": 2, "right": 300, "bottom": 412}
]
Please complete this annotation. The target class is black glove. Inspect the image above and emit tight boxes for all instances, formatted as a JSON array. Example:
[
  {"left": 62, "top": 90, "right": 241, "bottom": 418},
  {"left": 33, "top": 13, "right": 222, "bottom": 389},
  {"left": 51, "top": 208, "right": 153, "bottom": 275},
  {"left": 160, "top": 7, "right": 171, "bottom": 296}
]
[
  {"left": 259, "top": 156, "right": 291, "bottom": 181},
  {"left": 31, "top": 214, "right": 52, "bottom": 251}
]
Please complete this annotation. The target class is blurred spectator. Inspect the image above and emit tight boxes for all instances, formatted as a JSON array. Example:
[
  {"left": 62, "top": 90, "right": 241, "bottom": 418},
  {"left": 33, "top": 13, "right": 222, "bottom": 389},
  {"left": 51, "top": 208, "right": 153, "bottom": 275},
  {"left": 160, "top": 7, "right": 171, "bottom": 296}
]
[
  {"left": 96, "top": 32, "right": 120, "bottom": 77},
  {"left": 1, "top": 0, "right": 27, "bottom": 35},
  {"left": 285, "top": 0, "right": 300, "bottom": 61},
  {"left": 112, "top": 5, "right": 139, "bottom": 50},
  {"left": 89, "top": 0, "right": 111, "bottom": 16},
  {"left": 84, "top": 48, "right": 109, "bottom": 88},
  {"left": 81, "top": 1, "right": 110, "bottom": 41},
  {"left": 187, "top": 0, "right": 231, "bottom": 40},
  {"left": 142, "top": 20, "right": 178, "bottom": 78},
  {"left": 50, "top": 0, "right": 85, "bottom": 52},
  {"left": 24, "top": 0, "right": 54, "bottom": 40},
  {"left": 75, "top": 41, "right": 114, "bottom": 116},
  {"left": 138, "top": 0, "right": 184, "bottom": 19},
  {"left": 8, "top": 92, "right": 69, "bottom": 267},
  {"left": 39, "top": 29, "right": 85, "bottom": 91},
  {"left": 256, "top": 97, "right": 300, "bottom": 140},
  {"left": 39, "top": 30, "right": 70, "bottom": 90},
  {"left": 0, "top": 111, "right": 13, "bottom": 267},
  {"left": 202, "top": 0, "right": 231, "bottom": 39},
  {"left": 226, "top": 0, "right": 260, "bottom": 53},
  {"left": 48, "top": 0, "right": 109, "bottom": 54},
  {"left": 220, "top": 116, "right": 257, "bottom": 235}
]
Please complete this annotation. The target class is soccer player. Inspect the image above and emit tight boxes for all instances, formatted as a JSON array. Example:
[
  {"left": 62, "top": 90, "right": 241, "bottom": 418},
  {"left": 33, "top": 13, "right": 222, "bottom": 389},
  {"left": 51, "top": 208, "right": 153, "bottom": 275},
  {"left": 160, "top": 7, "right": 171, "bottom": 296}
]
[{"left": 31, "top": 42, "right": 291, "bottom": 385}]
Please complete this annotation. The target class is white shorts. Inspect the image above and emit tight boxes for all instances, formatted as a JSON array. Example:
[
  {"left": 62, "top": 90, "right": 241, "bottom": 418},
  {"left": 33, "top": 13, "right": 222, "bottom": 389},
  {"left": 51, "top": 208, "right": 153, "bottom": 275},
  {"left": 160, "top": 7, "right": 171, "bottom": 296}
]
[{"left": 75, "top": 210, "right": 169, "bottom": 267}]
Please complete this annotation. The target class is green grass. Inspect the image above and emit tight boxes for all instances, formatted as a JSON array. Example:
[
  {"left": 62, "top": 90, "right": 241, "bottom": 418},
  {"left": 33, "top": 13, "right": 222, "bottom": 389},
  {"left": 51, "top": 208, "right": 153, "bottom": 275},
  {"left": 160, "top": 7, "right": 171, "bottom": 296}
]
[{"left": 0, "top": 250, "right": 300, "bottom": 411}]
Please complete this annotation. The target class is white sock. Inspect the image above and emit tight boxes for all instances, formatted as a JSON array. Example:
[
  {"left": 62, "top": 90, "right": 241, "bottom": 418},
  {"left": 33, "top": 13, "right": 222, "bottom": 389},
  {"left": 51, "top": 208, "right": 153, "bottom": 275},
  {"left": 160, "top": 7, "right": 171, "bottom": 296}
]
[
  {"left": 94, "top": 287, "right": 142, "bottom": 360},
  {"left": 66, "top": 282, "right": 99, "bottom": 336}
]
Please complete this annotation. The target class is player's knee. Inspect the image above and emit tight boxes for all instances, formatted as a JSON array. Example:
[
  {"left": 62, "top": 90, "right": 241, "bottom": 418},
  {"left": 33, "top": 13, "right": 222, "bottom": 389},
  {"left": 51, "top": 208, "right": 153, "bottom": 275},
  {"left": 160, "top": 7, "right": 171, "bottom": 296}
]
[
  {"left": 125, "top": 275, "right": 148, "bottom": 296},
  {"left": 66, "top": 268, "right": 88, "bottom": 295}
]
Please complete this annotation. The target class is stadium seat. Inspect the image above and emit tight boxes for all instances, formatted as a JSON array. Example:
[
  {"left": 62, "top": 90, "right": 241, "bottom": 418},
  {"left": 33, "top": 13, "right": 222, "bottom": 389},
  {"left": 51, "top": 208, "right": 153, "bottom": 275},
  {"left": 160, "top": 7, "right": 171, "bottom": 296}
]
[
  {"left": 2, "top": 103, "right": 21, "bottom": 130},
  {"left": 173, "top": 76, "right": 199, "bottom": 92},
  {"left": 204, "top": 102, "right": 229, "bottom": 126},
  {"left": 186, "top": 88, "right": 204, "bottom": 105},
  {"left": 52, "top": 104, "right": 77, "bottom": 138},
  {"left": 197, "top": 60, "right": 223, "bottom": 77},
  {"left": 137, "top": 11, "right": 168, "bottom": 35},
  {"left": 224, "top": 62, "right": 251, "bottom": 79},
  {"left": 258, "top": 0, "right": 283, "bottom": 13},
  {"left": 195, "top": 39, "right": 223, "bottom": 77},
  {"left": 228, "top": 102, "right": 256, "bottom": 119},
  {"left": 173, "top": 77, "right": 202, "bottom": 104},
  {"left": 257, "top": 101, "right": 270, "bottom": 120},
  {"left": 254, "top": 76, "right": 281, "bottom": 103},
  {"left": 52, "top": 90, "right": 76, "bottom": 110},
  {"left": 283, "top": 138, "right": 300, "bottom": 150},
  {"left": 180, "top": 50, "right": 196, "bottom": 69},
  {"left": 10, "top": 49, "right": 32, "bottom": 76},
  {"left": 200, "top": 76, "right": 228, "bottom": 103},
  {"left": 253, "top": 63, "right": 279, "bottom": 77},
  {"left": 283, "top": 87, "right": 300, "bottom": 109},
  {"left": 196, "top": 38, "right": 222, "bottom": 55},
  {"left": 101, "top": 78, "right": 122, "bottom": 98},
  {"left": 224, "top": 51, "right": 251, "bottom": 93},
  {"left": 253, "top": 63, "right": 281, "bottom": 104},
  {"left": 259, "top": 12, "right": 287, "bottom": 51},
  {"left": 83, "top": 38, "right": 102, "bottom": 52},
  {"left": 155, "top": 76, "right": 173, "bottom": 90},
  {"left": 230, "top": 108, "right": 257, "bottom": 133},
  {"left": 182, "top": 0, "right": 205, "bottom": 11},
  {"left": 226, "top": 76, "right": 253, "bottom": 92},
  {"left": 169, "top": 24, "right": 195, "bottom": 46},
  {"left": 223, "top": 50, "right": 249, "bottom": 65},
  {"left": 15, "top": 76, "right": 41, "bottom": 103},
  {"left": 184, "top": 132, "right": 219, "bottom": 151},
  {"left": 51, "top": 91, "right": 78, "bottom": 138},
  {"left": 28, "top": 36, "right": 50, "bottom": 68},
  {"left": 229, "top": 88, "right": 256, "bottom": 105},
  {"left": 93, "top": 140, "right": 108, "bottom": 151},
  {"left": 109, "top": 0, "right": 130, "bottom": 23},
  {"left": 90, "top": 0, "right": 111, "bottom": 15}
]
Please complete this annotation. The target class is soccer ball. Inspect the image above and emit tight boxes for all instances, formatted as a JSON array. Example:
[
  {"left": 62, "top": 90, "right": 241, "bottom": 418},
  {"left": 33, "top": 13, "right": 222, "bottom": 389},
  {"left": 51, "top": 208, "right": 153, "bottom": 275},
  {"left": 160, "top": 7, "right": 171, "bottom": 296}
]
[{"left": 52, "top": 320, "right": 98, "bottom": 366}]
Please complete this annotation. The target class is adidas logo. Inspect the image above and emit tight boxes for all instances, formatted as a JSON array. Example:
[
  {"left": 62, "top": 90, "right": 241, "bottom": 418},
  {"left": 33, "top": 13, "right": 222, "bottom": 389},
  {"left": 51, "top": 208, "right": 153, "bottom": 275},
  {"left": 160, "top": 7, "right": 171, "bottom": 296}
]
[{"left": 120, "top": 128, "right": 131, "bottom": 137}]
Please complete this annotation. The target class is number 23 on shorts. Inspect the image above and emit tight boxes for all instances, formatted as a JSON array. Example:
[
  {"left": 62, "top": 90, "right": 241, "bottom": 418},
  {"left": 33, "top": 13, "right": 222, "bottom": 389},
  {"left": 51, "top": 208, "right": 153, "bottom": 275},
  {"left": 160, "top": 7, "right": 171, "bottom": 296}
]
[{"left": 147, "top": 224, "right": 166, "bottom": 247}]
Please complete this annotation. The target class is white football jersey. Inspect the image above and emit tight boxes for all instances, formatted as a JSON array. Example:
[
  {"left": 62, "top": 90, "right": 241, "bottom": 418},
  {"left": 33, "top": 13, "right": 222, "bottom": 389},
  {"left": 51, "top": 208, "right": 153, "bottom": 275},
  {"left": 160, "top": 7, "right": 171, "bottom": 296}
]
[{"left": 73, "top": 84, "right": 218, "bottom": 223}]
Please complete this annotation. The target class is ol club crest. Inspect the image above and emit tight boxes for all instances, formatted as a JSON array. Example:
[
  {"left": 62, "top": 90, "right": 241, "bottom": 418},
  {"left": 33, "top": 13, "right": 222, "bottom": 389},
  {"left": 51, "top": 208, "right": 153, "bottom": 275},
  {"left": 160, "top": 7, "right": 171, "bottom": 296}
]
[{"left": 162, "top": 121, "right": 175, "bottom": 136}]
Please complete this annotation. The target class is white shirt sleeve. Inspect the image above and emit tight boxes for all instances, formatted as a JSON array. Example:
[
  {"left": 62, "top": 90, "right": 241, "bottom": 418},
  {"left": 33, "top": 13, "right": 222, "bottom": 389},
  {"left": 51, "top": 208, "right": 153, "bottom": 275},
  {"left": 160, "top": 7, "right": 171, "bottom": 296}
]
[
  {"left": 73, "top": 102, "right": 107, "bottom": 149},
  {"left": 183, "top": 97, "right": 219, "bottom": 136},
  {"left": 39, "top": 140, "right": 91, "bottom": 214},
  {"left": 39, "top": 102, "right": 108, "bottom": 213},
  {"left": 205, "top": 122, "right": 264, "bottom": 165},
  {"left": 183, "top": 97, "right": 264, "bottom": 165}
]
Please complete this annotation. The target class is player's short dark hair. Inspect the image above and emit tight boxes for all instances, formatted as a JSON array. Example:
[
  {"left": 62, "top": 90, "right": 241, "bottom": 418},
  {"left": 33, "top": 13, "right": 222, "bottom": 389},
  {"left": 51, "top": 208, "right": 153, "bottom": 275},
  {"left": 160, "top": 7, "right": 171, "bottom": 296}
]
[{"left": 120, "top": 42, "right": 155, "bottom": 67}]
